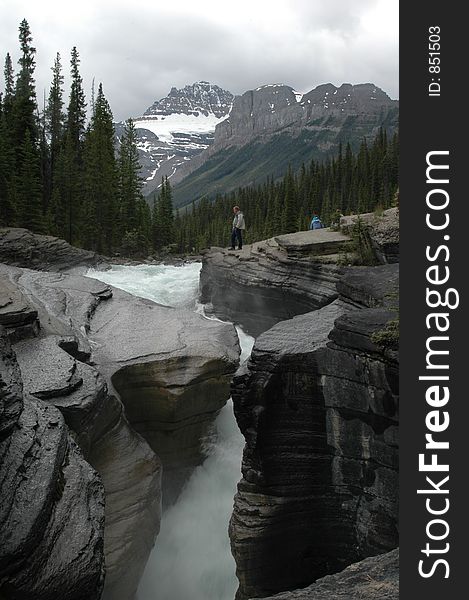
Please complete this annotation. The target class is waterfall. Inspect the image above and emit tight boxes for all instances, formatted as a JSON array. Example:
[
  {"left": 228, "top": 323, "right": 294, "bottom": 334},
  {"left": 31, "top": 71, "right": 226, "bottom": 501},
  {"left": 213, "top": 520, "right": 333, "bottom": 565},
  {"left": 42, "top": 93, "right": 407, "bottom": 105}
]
[{"left": 87, "top": 263, "right": 254, "bottom": 600}]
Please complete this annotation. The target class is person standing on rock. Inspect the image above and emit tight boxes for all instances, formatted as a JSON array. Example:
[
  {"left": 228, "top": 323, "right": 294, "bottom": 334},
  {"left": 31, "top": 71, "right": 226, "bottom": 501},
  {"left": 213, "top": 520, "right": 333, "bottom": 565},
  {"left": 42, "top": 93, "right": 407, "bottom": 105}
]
[{"left": 230, "top": 206, "right": 245, "bottom": 250}]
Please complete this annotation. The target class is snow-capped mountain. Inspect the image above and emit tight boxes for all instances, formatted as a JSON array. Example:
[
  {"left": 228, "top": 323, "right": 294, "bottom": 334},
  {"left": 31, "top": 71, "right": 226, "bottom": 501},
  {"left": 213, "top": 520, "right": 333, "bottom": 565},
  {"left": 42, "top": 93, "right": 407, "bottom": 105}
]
[{"left": 115, "top": 82, "right": 234, "bottom": 195}]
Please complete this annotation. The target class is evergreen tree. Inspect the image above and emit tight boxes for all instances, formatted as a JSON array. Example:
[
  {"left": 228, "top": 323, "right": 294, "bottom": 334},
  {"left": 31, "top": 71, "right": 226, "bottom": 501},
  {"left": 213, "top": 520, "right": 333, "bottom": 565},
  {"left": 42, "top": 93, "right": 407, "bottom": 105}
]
[
  {"left": 82, "top": 83, "right": 117, "bottom": 253},
  {"left": 153, "top": 176, "right": 175, "bottom": 250},
  {"left": 0, "top": 108, "right": 17, "bottom": 225},
  {"left": 12, "top": 20, "right": 38, "bottom": 154},
  {"left": 46, "top": 53, "right": 65, "bottom": 194},
  {"left": 118, "top": 118, "right": 151, "bottom": 255},
  {"left": 3, "top": 53, "right": 15, "bottom": 124},
  {"left": 16, "top": 129, "right": 44, "bottom": 232},
  {"left": 54, "top": 47, "right": 87, "bottom": 243},
  {"left": 119, "top": 118, "right": 142, "bottom": 232},
  {"left": 0, "top": 56, "right": 17, "bottom": 224}
]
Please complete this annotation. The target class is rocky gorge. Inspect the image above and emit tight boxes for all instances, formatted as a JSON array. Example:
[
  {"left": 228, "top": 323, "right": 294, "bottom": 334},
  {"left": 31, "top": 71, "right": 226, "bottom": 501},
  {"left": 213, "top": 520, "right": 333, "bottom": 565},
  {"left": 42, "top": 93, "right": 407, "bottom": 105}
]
[
  {"left": 0, "top": 208, "right": 399, "bottom": 600},
  {"left": 200, "top": 209, "right": 399, "bottom": 599},
  {"left": 0, "top": 229, "right": 239, "bottom": 599}
]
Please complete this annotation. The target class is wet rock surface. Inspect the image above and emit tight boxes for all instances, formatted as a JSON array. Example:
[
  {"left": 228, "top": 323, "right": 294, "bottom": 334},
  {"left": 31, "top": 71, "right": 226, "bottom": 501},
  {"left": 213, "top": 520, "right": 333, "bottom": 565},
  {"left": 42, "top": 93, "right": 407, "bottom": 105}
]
[
  {"left": 1, "top": 257, "right": 239, "bottom": 598},
  {"left": 251, "top": 549, "right": 399, "bottom": 600},
  {"left": 89, "top": 284, "right": 240, "bottom": 504},
  {"left": 0, "top": 331, "right": 105, "bottom": 600},
  {"left": 229, "top": 264, "right": 399, "bottom": 599}
]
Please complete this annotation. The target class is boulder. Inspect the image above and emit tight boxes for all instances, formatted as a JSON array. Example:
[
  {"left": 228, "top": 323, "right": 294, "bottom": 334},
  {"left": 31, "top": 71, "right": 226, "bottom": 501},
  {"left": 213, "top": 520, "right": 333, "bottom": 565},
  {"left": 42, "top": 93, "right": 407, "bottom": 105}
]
[{"left": 251, "top": 548, "right": 399, "bottom": 600}]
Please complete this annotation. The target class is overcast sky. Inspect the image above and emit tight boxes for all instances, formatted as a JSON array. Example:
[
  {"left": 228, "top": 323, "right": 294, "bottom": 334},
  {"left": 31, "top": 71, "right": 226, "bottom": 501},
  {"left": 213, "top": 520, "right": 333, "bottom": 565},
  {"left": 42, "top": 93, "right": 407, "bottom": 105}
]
[{"left": 0, "top": 0, "right": 398, "bottom": 121}]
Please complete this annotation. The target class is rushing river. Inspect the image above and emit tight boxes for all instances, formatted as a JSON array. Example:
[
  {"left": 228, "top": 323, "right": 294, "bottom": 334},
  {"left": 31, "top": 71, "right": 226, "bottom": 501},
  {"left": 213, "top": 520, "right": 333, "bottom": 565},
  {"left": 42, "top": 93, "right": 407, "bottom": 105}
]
[{"left": 86, "top": 263, "right": 254, "bottom": 600}]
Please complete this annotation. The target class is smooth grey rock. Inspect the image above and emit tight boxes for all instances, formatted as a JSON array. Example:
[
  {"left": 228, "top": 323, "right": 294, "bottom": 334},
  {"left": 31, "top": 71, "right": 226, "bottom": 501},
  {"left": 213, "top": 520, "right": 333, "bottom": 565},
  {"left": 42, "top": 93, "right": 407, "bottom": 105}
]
[
  {"left": 89, "top": 285, "right": 240, "bottom": 504},
  {"left": 251, "top": 549, "right": 399, "bottom": 600},
  {"left": 0, "top": 264, "right": 112, "bottom": 360},
  {"left": 338, "top": 264, "right": 399, "bottom": 309},
  {"left": 13, "top": 335, "right": 108, "bottom": 456},
  {"left": 274, "top": 229, "right": 352, "bottom": 256},
  {"left": 89, "top": 399, "right": 162, "bottom": 600},
  {"left": 0, "top": 261, "right": 239, "bottom": 595},
  {"left": 0, "top": 227, "right": 105, "bottom": 271},
  {"left": 1, "top": 268, "right": 163, "bottom": 599}
]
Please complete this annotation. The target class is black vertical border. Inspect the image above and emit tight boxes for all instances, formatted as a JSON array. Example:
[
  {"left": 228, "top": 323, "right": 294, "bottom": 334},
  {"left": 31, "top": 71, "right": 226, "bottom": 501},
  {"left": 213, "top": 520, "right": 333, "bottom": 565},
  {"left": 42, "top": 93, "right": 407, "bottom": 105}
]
[{"left": 400, "top": 2, "right": 468, "bottom": 598}]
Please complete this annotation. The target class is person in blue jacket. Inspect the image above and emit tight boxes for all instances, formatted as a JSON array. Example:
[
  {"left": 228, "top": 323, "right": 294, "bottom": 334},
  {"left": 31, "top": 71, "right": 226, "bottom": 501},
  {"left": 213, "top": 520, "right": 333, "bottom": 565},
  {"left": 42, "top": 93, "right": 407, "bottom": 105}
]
[{"left": 310, "top": 213, "right": 323, "bottom": 230}]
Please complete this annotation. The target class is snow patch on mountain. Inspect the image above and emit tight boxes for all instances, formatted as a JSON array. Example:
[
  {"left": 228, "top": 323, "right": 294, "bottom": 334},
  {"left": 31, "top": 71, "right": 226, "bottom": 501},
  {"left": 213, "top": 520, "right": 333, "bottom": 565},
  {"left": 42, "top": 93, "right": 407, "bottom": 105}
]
[
  {"left": 134, "top": 112, "right": 228, "bottom": 146},
  {"left": 115, "top": 82, "right": 234, "bottom": 196}
]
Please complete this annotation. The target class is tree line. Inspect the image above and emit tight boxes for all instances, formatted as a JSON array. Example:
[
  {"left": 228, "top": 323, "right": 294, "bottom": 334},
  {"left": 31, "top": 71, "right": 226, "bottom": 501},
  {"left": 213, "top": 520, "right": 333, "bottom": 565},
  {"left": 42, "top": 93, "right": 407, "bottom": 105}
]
[
  {"left": 175, "top": 128, "right": 399, "bottom": 252},
  {"left": 0, "top": 19, "right": 173, "bottom": 256},
  {"left": 1, "top": 20, "right": 399, "bottom": 258}
]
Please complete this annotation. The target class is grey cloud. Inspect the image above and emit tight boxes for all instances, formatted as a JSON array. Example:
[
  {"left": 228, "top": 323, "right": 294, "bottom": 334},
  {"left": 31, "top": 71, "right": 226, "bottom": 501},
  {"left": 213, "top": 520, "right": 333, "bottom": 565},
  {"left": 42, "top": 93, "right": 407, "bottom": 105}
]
[{"left": 0, "top": 0, "right": 398, "bottom": 121}]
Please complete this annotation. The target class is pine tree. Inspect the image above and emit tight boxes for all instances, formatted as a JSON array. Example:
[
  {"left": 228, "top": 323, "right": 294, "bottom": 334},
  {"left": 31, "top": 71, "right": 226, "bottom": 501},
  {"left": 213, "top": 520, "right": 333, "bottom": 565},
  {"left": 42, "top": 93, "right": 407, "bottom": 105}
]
[
  {"left": 3, "top": 54, "right": 15, "bottom": 125},
  {"left": 117, "top": 118, "right": 151, "bottom": 255},
  {"left": 0, "top": 55, "right": 17, "bottom": 224},
  {"left": 16, "top": 129, "right": 44, "bottom": 232},
  {"left": 154, "top": 176, "right": 175, "bottom": 250},
  {"left": 12, "top": 20, "right": 38, "bottom": 154},
  {"left": 0, "top": 107, "right": 17, "bottom": 225},
  {"left": 46, "top": 53, "right": 65, "bottom": 193},
  {"left": 54, "top": 47, "right": 87, "bottom": 243},
  {"left": 82, "top": 83, "right": 117, "bottom": 253},
  {"left": 119, "top": 118, "right": 142, "bottom": 232},
  {"left": 66, "top": 47, "right": 86, "bottom": 152}
]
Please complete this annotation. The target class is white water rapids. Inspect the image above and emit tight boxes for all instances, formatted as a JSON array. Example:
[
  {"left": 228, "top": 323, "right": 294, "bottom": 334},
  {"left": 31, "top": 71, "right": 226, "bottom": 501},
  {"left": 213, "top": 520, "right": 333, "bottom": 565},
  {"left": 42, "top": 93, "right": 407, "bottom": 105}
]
[{"left": 86, "top": 262, "right": 254, "bottom": 600}]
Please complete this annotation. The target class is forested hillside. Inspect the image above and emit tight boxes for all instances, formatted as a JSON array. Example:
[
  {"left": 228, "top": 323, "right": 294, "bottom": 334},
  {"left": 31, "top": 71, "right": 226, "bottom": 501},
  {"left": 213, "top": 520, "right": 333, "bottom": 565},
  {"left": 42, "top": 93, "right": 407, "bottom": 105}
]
[{"left": 175, "top": 129, "right": 398, "bottom": 252}]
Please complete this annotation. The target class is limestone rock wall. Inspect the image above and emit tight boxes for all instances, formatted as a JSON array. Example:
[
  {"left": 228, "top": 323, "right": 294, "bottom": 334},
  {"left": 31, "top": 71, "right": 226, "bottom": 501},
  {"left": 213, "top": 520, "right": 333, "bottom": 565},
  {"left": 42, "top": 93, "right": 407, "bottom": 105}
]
[
  {"left": 200, "top": 236, "right": 344, "bottom": 336},
  {"left": 229, "top": 266, "right": 399, "bottom": 599}
]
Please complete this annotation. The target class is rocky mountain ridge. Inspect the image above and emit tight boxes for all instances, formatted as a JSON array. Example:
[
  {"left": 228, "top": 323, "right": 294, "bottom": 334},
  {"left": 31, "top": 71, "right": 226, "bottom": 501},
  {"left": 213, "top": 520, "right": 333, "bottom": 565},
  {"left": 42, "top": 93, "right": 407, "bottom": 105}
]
[
  {"left": 170, "top": 82, "right": 398, "bottom": 207},
  {"left": 116, "top": 81, "right": 398, "bottom": 202}
]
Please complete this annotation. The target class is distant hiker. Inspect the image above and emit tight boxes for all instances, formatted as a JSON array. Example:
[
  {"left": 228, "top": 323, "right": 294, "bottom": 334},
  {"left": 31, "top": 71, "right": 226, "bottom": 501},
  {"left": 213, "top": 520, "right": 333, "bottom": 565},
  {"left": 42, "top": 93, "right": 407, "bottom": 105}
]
[
  {"left": 310, "top": 213, "right": 323, "bottom": 230},
  {"left": 230, "top": 206, "right": 245, "bottom": 250}
]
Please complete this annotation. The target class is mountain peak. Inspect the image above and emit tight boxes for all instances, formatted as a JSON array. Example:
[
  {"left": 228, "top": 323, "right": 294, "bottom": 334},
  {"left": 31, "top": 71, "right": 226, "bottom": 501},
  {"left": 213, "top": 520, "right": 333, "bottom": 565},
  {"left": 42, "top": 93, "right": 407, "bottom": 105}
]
[
  {"left": 300, "top": 82, "right": 396, "bottom": 111},
  {"left": 144, "top": 82, "right": 234, "bottom": 119}
]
